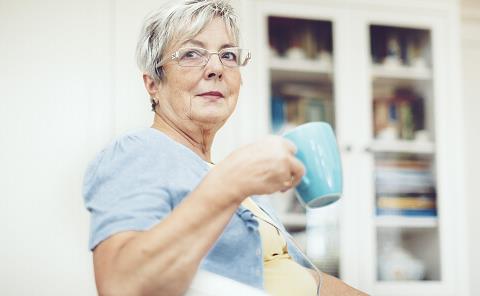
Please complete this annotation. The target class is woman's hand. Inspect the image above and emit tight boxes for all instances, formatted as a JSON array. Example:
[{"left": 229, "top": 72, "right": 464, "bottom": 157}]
[{"left": 210, "top": 135, "right": 305, "bottom": 202}]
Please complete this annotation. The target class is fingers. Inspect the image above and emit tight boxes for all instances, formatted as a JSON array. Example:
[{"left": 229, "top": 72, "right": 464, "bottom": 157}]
[
  {"left": 280, "top": 156, "right": 305, "bottom": 192},
  {"left": 283, "top": 139, "right": 298, "bottom": 154},
  {"left": 278, "top": 138, "right": 303, "bottom": 192},
  {"left": 289, "top": 156, "right": 305, "bottom": 188}
]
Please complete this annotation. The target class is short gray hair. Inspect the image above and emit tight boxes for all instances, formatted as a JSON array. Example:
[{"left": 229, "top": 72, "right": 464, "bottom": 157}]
[{"left": 136, "top": 0, "right": 240, "bottom": 82}]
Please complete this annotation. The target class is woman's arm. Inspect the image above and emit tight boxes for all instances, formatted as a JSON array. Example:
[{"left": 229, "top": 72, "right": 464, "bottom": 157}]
[
  {"left": 320, "top": 272, "right": 369, "bottom": 295},
  {"left": 305, "top": 267, "right": 369, "bottom": 295},
  {"left": 93, "top": 174, "right": 242, "bottom": 296},
  {"left": 93, "top": 136, "right": 305, "bottom": 296}
]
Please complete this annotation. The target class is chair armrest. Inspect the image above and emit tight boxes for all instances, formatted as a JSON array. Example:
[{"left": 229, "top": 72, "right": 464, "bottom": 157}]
[{"left": 185, "top": 270, "right": 269, "bottom": 296}]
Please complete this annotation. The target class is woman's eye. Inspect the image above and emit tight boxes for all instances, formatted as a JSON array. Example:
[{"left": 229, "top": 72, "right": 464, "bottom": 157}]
[
  {"left": 221, "top": 51, "right": 237, "bottom": 61},
  {"left": 181, "top": 50, "right": 202, "bottom": 59}
]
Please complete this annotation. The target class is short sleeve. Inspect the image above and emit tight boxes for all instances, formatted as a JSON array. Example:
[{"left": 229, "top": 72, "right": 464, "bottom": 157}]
[{"left": 83, "top": 135, "right": 172, "bottom": 250}]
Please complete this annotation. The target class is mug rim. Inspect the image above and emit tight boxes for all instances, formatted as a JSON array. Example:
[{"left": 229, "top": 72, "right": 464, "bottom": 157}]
[{"left": 282, "top": 121, "right": 332, "bottom": 138}]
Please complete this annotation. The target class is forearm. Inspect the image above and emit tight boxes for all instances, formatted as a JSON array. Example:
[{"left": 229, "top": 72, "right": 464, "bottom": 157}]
[
  {"left": 104, "top": 175, "right": 243, "bottom": 295},
  {"left": 320, "top": 272, "right": 369, "bottom": 296}
]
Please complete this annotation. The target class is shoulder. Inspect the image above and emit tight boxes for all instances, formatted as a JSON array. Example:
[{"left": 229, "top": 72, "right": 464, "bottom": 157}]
[
  {"left": 83, "top": 129, "right": 180, "bottom": 195},
  {"left": 104, "top": 127, "right": 179, "bottom": 160},
  {"left": 84, "top": 129, "right": 155, "bottom": 177},
  {"left": 85, "top": 128, "right": 187, "bottom": 173},
  {"left": 83, "top": 128, "right": 208, "bottom": 198}
]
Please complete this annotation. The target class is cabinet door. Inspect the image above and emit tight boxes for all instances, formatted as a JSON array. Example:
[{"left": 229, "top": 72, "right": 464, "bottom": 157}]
[
  {"left": 354, "top": 9, "right": 460, "bottom": 296},
  {"left": 245, "top": 1, "right": 464, "bottom": 295},
  {"left": 252, "top": 0, "right": 357, "bottom": 283}
]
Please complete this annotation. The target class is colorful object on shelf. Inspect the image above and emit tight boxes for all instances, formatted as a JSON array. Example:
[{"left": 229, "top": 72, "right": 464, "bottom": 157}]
[
  {"left": 383, "top": 34, "right": 402, "bottom": 67},
  {"left": 271, "top": 95, "right": 285, "bottom": 133},
  {"left": 378, "top": 231, "right": 426, "bottom": 281},
  {"left": 370, "top": 25, "right": 431, "bottom": 69},
  {"left": 268, "top": 16, "right": 333, "bottom": 61},
  {"left": 315, "top": 50, "right": 333, "bottom": 69},
  {"left": 278, "top": 83, "right": 334, "bottom": 127},
  {"left": 375, "top": 158, "right": 437, "bottom": 217},
  {"left": 399, "top": 101, "right": 414, "bottom": 140},
  {"left": 373, "top": 88, "right": 425, "bottom": 141},
  {"left": 285, "top": 46, "right": 307, "bottom": 60}
]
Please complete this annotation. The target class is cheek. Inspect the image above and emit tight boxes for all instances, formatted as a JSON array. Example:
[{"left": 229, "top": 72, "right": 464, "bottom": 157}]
[
  {"left": 227, "top": 72, "right": 241, "bottom": 96},
  {"left": 175, "top": 71, "right": 199, "bottom": 94},
  {"left": 169, "top": 74, "right": 199, "bottom": 106}
]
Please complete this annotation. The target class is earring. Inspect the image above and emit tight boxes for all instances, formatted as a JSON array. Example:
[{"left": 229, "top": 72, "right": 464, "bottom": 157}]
[{"left": 150, "top": 97, "right": 159, "bottom": 111}]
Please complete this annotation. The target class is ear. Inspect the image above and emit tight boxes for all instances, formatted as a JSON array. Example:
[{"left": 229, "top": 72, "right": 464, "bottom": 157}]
[{"left": 143, "top": 73, "right": 159, "bottom": 97}]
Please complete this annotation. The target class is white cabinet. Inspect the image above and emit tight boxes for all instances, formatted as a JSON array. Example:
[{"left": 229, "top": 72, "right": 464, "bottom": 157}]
[{"left": 237, "top": 0, "right": 467, "bottom": 295}]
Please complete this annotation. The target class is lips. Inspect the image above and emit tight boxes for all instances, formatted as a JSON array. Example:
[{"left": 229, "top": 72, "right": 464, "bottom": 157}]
[{"left": 197, "top": 91, "right": 224, "bottom": 98}]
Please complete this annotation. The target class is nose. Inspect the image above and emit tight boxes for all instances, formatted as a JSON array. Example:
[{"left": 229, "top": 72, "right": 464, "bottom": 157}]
[{"left": 203, "top": 53, "right": 223, "bottom": 80}]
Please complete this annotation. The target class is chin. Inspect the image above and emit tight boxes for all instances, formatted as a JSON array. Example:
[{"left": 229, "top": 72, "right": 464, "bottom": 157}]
[{"left": 193, "top": 110, "right": 231, "bottom": 126}]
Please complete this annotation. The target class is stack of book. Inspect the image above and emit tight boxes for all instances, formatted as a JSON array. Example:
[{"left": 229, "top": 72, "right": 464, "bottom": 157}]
[
  {"left": 375, "top": 159, "right": 437, "bottom": 217},
  {"left": 270, "top": 83, "right": 334, "bottom": 132}
]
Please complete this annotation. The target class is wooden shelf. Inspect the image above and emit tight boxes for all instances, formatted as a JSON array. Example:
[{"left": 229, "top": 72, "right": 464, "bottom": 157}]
[
  {"left": 269, "top": 57, "right": 333, "bottom": 83},
  {"left": 369, "top": 140, "right": 435, "bottom": 154},
  {"left": 376, "top": 216, "right": 438, "bottom": 228},
  {"left": 371, "top": 64, "right": 432, "bottom": 81},
  {"left": 270, "top": 57, "right": 333, "bottom": 73}
]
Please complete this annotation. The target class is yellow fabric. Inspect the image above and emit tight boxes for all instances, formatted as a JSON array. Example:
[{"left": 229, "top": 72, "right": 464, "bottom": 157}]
[
  {"left": 241, "top": 198, "right": 317, "bottom": 296},
  {"left": 205, "top": 162, "right": 317, "bottom": 295}
]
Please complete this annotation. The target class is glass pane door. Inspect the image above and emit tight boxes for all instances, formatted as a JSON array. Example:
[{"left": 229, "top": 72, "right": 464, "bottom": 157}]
[
  {"left": 266, "top": 16, "right": 340, "bottom": 277},
  {"left": 369, "top": 24, "right": 441, "bottom": 282}
]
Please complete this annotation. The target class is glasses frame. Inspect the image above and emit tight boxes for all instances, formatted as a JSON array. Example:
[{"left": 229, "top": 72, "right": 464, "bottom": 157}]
[{"left": 156, "top": 47, "right": 251, "bottom": 69}]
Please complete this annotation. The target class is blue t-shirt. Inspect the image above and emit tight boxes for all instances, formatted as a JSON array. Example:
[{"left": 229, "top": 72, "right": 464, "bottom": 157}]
[{"left": 83, "top": 127, "right": 310, "bottom": 290}]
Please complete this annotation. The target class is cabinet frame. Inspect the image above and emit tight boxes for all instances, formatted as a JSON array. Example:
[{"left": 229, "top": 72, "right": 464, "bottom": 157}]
[{"left": 239, "top": 0, "right": 468, "bottom": 295}]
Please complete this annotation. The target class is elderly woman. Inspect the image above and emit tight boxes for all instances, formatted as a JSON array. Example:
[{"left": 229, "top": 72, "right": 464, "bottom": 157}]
[{"left": 83, "top": 1, "right": 367, "bottom": 295}]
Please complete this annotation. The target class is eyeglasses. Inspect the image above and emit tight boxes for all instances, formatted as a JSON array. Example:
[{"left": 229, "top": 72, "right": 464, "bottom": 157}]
[{"left": 157, "top": 47, "right": 251, "bottom": 68}]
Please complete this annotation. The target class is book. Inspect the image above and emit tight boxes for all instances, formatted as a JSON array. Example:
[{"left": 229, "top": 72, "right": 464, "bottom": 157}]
[
  {"left": 297, "top": 97, "right": 330, "bottom": 124},
  {"left": 376, "top": 208, "right": 437, "bottom": 217},
  {"left": 376, "top": 184, "right": 436, "bottom": 196},
  {"left": 375, "top": 159, "right": 431, "bottom": 170},
  {"left": 279, "top": 82, "right": 334, "bottom": 126},
  {"left": 372, "top": 88, "right": 425, "bottom": 140},
  {"left": 377, "top": 196, "right": 436, "bottom": 210},
  {"left": 271, "top": 95, "right": 286, "bottom": 132}
]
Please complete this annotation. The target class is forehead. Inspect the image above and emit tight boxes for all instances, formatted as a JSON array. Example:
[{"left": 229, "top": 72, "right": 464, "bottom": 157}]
[{"left": 170, "top": 18, "right": 237, "bottom": 51}]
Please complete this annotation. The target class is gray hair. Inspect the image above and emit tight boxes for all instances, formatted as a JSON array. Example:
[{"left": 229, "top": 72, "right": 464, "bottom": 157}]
[{"left": 136, "top": 0, "right": 240, "bottom": 83}]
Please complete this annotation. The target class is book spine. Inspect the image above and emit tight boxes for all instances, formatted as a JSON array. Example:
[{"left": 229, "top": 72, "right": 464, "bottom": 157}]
[{"left": 376, "top": 208, "right": 437, "bottom": 217}]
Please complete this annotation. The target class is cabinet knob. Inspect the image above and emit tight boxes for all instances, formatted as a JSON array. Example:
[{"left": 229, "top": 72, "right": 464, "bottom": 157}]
[{"left": 343, "top": 145, "right": 353, "bottom": 152}]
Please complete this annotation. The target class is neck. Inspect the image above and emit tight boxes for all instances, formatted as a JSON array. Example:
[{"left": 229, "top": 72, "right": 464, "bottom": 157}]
[{"left": 151, "top": 112, "right": 216, "bottom": 163}]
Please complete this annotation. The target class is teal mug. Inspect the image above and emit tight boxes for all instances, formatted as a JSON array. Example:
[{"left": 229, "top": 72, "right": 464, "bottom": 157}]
[{"left": 283, "top": 122, "right": 343, "bottom": 208}]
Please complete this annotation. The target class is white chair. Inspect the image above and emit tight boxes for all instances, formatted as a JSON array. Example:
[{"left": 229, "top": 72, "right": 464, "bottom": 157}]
[{"left": 185, "top": 270, "right": 269, "bottom": 296}]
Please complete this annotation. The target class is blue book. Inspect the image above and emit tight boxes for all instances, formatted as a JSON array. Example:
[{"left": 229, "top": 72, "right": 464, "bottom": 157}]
[
  {"left": 376, "top": 208, "right": 437, "bottom": 217},
  {"left": 271, "top": 96, "right": 285, "bottom": 133}
]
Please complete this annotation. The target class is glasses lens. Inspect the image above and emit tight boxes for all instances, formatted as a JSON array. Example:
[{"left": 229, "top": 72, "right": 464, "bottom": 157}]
[
  {"left": 220, "top": 48, "right": 240, "bottom": 67},
  {"left": 175, "top": 47, "right": 250, "bottom": 67},
  {"left": 178, "top": 48, "right": 208, "bottom": 66},
  {"left": 220, "top": 48, "right": 250, "bottom": 67}
]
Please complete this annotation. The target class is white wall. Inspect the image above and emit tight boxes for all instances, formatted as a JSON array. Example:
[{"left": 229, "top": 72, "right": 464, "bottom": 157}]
[
  {"left": 461, "top": 1, "right": 480, "bottom": 295},
  {"left": 0, "top": 0, "right": 113, "bottom": 295},
  {"left": 0, "top": 1, "right": 248, "bottom": 295}
]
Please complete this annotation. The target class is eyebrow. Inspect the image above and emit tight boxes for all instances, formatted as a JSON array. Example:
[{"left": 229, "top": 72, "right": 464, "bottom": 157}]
[{"left": 183, "top": 39, "right": 237, "bottom": 49}]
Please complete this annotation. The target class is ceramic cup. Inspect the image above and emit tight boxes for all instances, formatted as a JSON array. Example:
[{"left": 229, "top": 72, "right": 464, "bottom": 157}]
[{"left": 283, "top": 122, "right": 343, "bottom": 208}]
